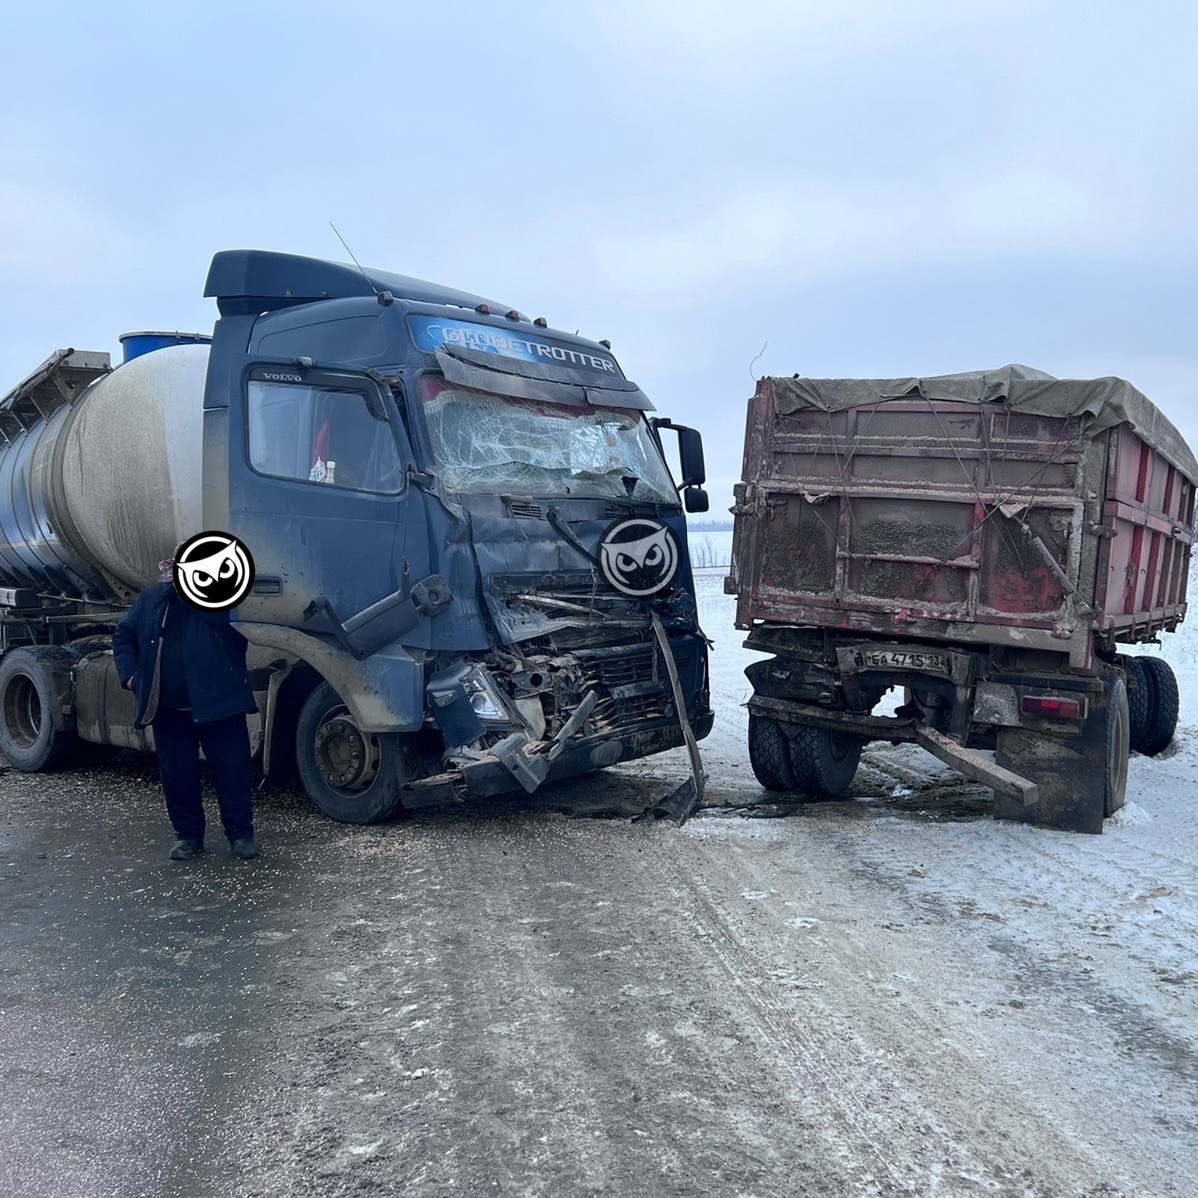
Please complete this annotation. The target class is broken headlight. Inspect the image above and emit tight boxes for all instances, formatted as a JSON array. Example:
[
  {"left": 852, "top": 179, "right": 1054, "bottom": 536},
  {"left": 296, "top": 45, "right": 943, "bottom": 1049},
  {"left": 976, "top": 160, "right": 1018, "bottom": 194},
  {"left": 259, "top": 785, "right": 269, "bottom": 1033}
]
[{"left": 462, "top": 666, "right": 511, "bottom": 723}]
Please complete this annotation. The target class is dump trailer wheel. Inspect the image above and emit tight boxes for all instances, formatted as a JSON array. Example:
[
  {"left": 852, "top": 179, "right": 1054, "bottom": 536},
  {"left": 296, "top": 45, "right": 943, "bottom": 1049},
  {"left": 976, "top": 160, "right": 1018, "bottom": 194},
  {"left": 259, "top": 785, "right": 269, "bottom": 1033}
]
[
  {"left": 748, "top": 714, "right": 797, "bottom": 791},
  {"left": 1138, "top": 657, "right": 1179, "bottom": 757},
  {"left": 0, "top": 647, "right": 79, "bottom": 771},
  {"left": 788, "top": 722, "right": 862, "bottom": 797},
  {"left": 1103, "top": 675, "right": 1131, "bottom": 818},
  {"left": 1122, "top": 656, "right": 1153, "bottom": 754},
  {"left": 295, "top": 683, "right": 410, "bottom": 824}
]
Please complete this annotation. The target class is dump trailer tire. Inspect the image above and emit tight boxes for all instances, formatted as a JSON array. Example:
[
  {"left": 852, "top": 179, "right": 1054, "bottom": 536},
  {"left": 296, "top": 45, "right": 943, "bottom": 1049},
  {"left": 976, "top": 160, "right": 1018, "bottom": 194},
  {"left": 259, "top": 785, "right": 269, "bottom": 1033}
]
[
  {"left": 1103, "top": 675, "right": 1131, "bottom": 817},
  {"left": 748, "top": 714, "right": 797, "bottom": 792},
  {"left": 787, "top": 722, "right": 862, "bottom": 797},
  {"left": 1139, "top": 657, "right": 1179, "bottom": 757},
  {"left": 0, "top": 647, "right": 79, "bottom": 772},
  {"left": 295, "top": 683, "right": 409, "bottom": 824},
  {"left": 1122, "top": 656, "right": 1152, "bottom": 754}
]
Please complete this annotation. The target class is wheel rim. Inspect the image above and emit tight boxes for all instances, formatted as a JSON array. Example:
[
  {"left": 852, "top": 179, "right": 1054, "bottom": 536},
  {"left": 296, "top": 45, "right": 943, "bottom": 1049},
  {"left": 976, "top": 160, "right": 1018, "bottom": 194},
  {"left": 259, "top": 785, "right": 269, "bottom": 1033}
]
[
  {"left": 312, "top": 704, "right": 381, "bottom": 794},
  {"left": 3, "top": 674, "right": 42, "bottom": 749}
]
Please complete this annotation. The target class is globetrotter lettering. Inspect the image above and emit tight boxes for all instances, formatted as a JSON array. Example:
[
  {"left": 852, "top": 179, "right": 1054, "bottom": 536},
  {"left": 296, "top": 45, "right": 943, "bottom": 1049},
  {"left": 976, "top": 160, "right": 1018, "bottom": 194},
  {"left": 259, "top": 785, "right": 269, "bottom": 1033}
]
[
  {"left": 428, "top": 324, "right": 618, "bottom": 371},
  {"left": 408, "top": 315, "right": 619, "bottom": 374}
]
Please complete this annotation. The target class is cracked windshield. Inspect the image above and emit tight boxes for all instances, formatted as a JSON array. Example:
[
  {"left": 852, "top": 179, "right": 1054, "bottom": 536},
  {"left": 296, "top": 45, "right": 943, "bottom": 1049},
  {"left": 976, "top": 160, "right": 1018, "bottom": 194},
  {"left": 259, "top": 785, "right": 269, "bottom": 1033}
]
[{"left": 420, "top": 378, "right": 678, "bottom": 503}]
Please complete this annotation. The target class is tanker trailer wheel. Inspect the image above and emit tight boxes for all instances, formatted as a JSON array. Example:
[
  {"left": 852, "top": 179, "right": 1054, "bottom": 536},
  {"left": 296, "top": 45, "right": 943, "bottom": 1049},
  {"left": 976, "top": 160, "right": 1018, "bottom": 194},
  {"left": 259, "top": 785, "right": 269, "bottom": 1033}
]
[
  {"left": 1121, "top": 656, "right": 1153, "bottom": 754},
  {"left": 748, "top": 714, "right": 797, "bottom": 791},
  {"left": 1103, "top": 675, "right": 1131, "bottom": 818},
  {"left": 295, "top": 683, "right": 411, "bottom": 824},
  {"left": 1138, "top": 658, "right": 1179, "bottom": 757},
  {"left": 0, "top": 647, "right": 79, "bottom": 771},
  {"left": 787, "top": 722, "right": 862, "bottom": 797}
]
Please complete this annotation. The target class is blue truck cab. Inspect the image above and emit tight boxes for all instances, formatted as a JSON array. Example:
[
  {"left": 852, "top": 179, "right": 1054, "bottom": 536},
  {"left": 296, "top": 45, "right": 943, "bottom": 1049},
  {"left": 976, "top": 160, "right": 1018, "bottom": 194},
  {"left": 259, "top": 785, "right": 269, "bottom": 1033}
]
[{"left": 202, "top": 250, "right": 713, "bottom": 820}]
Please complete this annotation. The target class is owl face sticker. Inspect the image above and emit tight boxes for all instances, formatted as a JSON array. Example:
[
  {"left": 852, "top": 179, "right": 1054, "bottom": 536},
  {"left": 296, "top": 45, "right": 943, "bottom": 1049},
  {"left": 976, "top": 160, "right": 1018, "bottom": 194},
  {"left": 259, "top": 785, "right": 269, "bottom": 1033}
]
[
  {"left": 172, "top": 531, "right": 256, "bottom": 611},
  {"left": 598, "top": 518, "right": 681, "bottom": 598}
]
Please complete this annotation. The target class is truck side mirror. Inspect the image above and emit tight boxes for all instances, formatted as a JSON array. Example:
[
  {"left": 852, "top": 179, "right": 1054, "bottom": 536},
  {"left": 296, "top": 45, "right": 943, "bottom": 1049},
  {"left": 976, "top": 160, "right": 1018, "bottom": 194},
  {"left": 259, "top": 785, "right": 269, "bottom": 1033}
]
[
  {"left": 676, "top": 425, "right": 706, "bottom": 488},
  {"left": 652, "top": 418, "right": 707, "bottom": 488},
  {"left": 685, "top": 487, "right": 710, "bottom": 514}
]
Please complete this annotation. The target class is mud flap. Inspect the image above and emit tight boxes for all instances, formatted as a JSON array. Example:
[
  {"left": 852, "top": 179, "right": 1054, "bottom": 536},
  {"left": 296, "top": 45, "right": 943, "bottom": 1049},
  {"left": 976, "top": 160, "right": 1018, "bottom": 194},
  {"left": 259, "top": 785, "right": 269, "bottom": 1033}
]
[{"left": 994, "top": 687, "right": 1109, "bottom": 834}]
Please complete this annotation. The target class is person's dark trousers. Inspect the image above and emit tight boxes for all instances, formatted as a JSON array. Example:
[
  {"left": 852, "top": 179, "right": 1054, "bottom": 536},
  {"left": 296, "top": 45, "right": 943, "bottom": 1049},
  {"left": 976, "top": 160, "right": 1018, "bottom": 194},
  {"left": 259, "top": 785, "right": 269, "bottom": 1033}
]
[{"left": 151, "top": 709, "right": 254, "bottom": 845}]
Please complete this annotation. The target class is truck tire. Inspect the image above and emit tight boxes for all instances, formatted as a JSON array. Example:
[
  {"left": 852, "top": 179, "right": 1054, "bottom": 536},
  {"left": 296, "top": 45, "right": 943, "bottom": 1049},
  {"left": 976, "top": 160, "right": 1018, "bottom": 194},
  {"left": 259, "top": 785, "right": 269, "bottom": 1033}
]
[
  {"left": 1122, "top": 656, "right": 1152, "bottom": 753},
  {"left": 1138, "top": 657, "right": 1179, "bottom": 757},
  {"left": 295, "top": 682, "right": 410, "bottom": 824},
  {"left": 748, "top": 714, "right": 797, "bottom": 791},
  {"left": 0, "top": 647, "right": 79, "bottom": 771},
  {"left": 787, "top": 722, "right": 862, "bottom": 797},
  {"left": 1103, "top": 675, "right": 1131, "bottom": 818}
]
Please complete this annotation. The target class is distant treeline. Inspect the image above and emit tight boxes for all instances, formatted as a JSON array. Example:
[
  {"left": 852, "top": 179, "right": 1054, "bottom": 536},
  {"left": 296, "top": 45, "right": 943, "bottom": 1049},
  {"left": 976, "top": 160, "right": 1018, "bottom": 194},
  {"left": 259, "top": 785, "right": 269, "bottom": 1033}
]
[{"left": 685, "top": 520, "right": 733, "bottom": 532}]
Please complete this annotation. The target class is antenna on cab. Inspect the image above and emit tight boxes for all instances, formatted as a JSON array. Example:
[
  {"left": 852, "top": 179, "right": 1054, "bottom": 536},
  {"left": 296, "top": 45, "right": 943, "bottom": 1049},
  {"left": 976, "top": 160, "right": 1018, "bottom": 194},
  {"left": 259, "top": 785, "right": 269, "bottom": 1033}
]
[{"left": 329, "top": 221, "right": 383, "bottom": 299}]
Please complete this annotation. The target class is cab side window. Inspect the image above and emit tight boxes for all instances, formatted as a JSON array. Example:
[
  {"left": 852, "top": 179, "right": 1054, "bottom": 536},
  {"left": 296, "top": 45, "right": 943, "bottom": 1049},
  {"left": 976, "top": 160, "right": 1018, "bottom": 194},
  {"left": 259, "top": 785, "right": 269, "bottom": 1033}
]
[{"left": 247, "top": 380, "right": 403, "bottom": 494}]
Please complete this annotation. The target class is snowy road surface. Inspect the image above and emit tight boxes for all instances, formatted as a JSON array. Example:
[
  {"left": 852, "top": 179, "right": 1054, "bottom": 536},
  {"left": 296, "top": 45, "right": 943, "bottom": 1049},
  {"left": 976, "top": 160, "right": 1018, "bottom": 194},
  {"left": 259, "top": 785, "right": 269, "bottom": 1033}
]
[{"left": 1, "top": 570, "right": 1195, "bottom": 1196}]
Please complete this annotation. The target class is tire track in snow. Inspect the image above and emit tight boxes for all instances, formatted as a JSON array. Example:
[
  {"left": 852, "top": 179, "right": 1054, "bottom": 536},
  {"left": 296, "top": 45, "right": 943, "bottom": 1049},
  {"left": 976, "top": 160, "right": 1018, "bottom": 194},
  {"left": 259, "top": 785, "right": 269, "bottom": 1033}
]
[{"left": 659, "top": 831, "right": 1115, "bottom": 1196}]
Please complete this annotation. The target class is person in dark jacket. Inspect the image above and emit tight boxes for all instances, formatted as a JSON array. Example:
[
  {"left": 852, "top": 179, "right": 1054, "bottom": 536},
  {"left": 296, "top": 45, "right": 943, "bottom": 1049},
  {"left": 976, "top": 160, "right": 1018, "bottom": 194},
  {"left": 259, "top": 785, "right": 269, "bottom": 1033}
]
[{"left": 113, "top": 557, "right": 260, "bottom": 861}]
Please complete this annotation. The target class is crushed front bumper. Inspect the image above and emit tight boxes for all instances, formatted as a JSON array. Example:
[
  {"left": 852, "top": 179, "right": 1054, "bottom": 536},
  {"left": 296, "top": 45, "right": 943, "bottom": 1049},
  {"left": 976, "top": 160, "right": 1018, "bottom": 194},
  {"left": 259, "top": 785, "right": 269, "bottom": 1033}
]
[{"left": 402, "top": 710, "right": 715, "bottom": 807}]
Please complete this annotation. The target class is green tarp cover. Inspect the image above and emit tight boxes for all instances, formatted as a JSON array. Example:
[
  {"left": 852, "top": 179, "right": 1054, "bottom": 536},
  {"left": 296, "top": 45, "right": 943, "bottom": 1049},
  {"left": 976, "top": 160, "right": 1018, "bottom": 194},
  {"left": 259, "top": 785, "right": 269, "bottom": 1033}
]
[{"left": 769, "top": 364, "right": 1198, "bottom": 482}]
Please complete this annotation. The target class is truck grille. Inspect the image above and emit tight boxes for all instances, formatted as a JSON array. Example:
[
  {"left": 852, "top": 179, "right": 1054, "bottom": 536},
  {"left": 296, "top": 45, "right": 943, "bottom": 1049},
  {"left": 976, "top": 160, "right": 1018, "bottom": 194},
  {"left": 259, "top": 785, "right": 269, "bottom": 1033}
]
[
  {"left": 593, "top": 692, "right": 669, "bottom": 726},
  {"left": 572, "top": 642, "right": 696, "bottom": 731},
  {"left": 575, "top": 643, "right": 655, "bottom": 687}
]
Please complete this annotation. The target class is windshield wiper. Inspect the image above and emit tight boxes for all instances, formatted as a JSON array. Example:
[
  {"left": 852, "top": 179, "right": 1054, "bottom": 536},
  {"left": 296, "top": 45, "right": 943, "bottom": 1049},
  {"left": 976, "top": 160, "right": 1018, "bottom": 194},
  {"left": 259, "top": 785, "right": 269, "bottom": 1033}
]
[{"left": 545, "top": 507, "right": 601, "bottom": 566}]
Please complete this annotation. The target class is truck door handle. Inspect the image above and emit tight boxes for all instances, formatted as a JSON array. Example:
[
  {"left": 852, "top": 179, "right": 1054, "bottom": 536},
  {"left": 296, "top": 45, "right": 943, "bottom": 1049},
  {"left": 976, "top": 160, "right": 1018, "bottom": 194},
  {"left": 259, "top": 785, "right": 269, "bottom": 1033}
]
[{"left": 253, "top": 576, "right": 283, "bottom": 595}]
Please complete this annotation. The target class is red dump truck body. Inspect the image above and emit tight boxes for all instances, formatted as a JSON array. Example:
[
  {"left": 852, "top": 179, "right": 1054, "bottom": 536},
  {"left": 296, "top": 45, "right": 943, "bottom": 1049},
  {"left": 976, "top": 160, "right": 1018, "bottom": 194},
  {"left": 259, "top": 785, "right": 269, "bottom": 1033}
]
[{"left": 728, "top": 366, "right": 1196, "bottom": 833}]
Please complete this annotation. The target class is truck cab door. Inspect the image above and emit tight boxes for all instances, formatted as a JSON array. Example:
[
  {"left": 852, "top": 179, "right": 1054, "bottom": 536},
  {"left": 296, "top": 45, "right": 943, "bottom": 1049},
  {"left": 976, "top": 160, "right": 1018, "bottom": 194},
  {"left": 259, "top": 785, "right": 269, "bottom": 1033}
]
[{"left": 226, "top": 361, "right": 431, "bottom": 640}]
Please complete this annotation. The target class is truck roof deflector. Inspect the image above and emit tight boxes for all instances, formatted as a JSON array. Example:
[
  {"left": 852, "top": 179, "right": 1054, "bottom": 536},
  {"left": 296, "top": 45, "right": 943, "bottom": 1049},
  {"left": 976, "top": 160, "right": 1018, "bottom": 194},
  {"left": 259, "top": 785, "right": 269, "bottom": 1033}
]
[{"left": 204, "top": 249, "right": 512, "bottom": 316}]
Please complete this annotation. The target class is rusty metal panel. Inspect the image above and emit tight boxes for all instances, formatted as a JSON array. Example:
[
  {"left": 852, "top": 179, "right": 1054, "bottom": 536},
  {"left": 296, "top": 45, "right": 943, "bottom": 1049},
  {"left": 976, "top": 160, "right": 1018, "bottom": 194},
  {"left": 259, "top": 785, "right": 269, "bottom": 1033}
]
[
  {"left": 730, "top": 377, "right": 1193, "bottom": 660},
  {"left": 759, "top": 493, "right": 837, "bottom": 594},
  {"left": 1095, "top": 423, "right": 1193, "bottom": 638}
]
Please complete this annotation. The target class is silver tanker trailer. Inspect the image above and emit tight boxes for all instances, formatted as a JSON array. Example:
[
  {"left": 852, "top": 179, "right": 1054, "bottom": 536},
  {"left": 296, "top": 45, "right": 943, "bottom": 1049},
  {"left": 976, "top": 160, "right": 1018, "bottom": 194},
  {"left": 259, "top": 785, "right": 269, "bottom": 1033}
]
[{"left": 0, "top": 342, "right": 226, "bottom": 762}]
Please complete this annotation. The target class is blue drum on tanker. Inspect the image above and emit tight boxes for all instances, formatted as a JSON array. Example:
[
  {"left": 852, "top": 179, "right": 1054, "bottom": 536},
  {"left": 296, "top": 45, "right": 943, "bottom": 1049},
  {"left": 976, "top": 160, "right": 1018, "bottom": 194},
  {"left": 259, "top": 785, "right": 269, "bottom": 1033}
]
[{"left": 118, "top": 331, "right": 212, "bottom": 362}]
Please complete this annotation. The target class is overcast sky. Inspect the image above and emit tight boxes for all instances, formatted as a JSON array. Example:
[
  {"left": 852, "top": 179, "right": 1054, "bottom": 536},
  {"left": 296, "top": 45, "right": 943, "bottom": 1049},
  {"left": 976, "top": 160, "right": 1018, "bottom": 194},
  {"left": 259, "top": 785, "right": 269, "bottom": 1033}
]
[{"left": 3, "top": 1, "right": 1196, "bottom": 509}]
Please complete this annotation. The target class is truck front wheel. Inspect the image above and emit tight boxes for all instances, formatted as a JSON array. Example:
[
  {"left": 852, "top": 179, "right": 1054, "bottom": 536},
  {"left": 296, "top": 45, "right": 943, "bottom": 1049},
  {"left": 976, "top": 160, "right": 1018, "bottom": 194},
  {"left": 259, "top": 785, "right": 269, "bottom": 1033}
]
[
  {"left": 0, "top": 647, "right": 79, "bottom": 771},
  {"left": 295, "top": 683, "right": 411, "bottom": 824},
  {"left": 788, "top": 722, "right": 862, "bottom": 797}
]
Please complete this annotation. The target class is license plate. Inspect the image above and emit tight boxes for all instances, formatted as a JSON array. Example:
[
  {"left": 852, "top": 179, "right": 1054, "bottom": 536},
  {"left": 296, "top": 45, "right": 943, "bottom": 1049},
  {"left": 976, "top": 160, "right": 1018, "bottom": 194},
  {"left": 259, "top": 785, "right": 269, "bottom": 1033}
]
[{"left": 856, "top": 649, "right": 950, "bottom": 673}]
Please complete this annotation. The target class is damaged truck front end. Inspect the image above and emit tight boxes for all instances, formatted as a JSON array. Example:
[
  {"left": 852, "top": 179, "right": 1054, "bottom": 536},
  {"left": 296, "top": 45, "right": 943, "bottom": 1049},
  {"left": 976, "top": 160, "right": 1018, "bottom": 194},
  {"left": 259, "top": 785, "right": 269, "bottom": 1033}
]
[
  {"left": 205, "top": 250, "right": 711, "bottom": 822},
  {"left": 418, "top": 589, "right": 712, "bottom": 805}
]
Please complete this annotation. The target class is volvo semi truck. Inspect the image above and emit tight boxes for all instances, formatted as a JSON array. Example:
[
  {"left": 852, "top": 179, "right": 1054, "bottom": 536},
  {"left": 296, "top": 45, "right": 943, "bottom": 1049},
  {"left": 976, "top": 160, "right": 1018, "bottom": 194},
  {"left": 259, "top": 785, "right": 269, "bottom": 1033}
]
[{"left": 0, "top": 251, "right": 713, "bottom": 822}]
